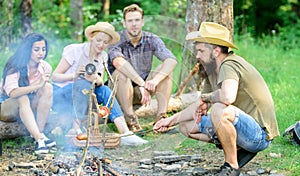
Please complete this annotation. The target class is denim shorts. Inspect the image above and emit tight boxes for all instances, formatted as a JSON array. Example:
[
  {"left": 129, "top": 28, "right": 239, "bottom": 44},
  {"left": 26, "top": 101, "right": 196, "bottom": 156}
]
[{"left": 198, "top": 108, "right": 272, "bottom": 153}]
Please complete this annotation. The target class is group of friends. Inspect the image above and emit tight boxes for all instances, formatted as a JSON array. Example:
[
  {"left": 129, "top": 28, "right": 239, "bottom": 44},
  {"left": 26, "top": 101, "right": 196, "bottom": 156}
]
[{"left": 0, "top": 4, "right": 279, "bottom": 176}]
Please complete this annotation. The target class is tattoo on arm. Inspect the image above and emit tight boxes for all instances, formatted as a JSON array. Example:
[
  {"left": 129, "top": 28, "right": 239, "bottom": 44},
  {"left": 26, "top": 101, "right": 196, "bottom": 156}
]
[{"left": 201, "top": 89, "right": 221, "bottom": 103}]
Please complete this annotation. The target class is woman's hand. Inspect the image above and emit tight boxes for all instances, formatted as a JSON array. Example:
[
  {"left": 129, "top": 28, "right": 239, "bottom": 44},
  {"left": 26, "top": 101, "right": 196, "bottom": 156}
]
[
  {"left": 85, "top": 73, "right": 103, "bottom": 86},
  {"left": 74, "top": 65, "right": 86, "bottom": 79}
]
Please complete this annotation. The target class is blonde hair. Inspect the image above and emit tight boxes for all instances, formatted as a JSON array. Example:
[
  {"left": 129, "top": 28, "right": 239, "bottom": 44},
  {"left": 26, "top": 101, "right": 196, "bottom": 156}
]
[{"left": 123, "top": 4, "right": 144, "bottom": 19}]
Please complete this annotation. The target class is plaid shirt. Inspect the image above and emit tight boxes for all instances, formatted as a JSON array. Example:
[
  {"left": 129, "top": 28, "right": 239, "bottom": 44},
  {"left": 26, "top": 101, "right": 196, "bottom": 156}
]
[{"left": 108, "top": 30, "right": 176, "bottom": 79}]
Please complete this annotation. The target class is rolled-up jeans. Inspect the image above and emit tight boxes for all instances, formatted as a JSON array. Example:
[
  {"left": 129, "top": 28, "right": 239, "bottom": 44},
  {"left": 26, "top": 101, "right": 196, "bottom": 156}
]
[
  {"left": 198, "top": 107, "right": 272, "bottom": 153},
  {"left": 53, "top": 79, "right": 123, "bottom": 122}
]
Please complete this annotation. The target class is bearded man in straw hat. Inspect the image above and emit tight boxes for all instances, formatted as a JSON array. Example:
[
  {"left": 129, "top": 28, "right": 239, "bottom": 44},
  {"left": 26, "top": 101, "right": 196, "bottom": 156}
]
[
  {"left": 153, "top": 22, "right": 279, "bottom": 175},
  {"left": 52, "top": 22, "right": 148, "bottom": 146}
]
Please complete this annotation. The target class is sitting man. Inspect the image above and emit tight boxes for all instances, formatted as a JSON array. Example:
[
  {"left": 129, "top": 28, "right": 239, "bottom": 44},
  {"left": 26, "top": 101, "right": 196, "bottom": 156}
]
[
  {"left": 107, "top": 4, "right": 177, "bottom": 132},
  {"left": 153, "top": 22, "right": 279, "bottom": 176}
]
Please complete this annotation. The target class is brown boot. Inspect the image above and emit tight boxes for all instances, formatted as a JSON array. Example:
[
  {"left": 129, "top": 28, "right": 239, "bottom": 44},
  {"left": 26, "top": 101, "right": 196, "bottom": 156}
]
[
  {"left": 125, "top": 114, "right": 143, "bottom": 133},
  {"left": 153, "top": 112, "right": 167, "bottom": 125}
]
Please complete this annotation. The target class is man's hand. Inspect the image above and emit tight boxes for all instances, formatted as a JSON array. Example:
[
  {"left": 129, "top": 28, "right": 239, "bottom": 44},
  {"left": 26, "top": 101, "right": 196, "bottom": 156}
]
[
  {"left": 139, "top": 86, "right": 151, "bottom": 106},
  {"left": 194, "top": 100, "right": 210, "bottom": 124},
  {"left": 144, "top": 79, "right": 159, "bottom": 92},
  {"left": 153, "top": 117, "right": 174, "bottom": 133}
]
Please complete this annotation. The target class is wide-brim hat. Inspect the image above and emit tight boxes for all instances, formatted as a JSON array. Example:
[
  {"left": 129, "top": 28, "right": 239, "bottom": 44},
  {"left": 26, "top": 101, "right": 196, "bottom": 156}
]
[
  {"left": 85, "top": 22, "right": 120, "bottom": 44},
  {"left": 186, "top": 22, "right": 238, "bottom": 50}
]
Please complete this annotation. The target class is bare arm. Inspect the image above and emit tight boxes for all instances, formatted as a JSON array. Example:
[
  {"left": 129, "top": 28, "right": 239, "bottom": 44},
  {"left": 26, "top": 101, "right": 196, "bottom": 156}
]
[
  {"left": 52, "top": 58, "right": 79, "bottom": 82},
  {"left": 201, "top": 79, "right": 238, "bottom": 105},
  {"left": 9, "top": 77, "right": 48, "bottom": 98},
  {"left": 145, "top": 58, "right": 177, "bottom": 91},
  {"left": 112, "top": 57, "right": 145, "bottom": 86}
]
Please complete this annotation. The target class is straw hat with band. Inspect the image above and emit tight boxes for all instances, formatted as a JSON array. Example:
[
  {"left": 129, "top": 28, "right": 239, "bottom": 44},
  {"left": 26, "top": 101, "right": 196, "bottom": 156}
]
[
  {"left": 85, "top": 22, "right": 120, "bottom": 44},
  {"left": 186, "top": 22, "right": 238, "bottom": 50}
]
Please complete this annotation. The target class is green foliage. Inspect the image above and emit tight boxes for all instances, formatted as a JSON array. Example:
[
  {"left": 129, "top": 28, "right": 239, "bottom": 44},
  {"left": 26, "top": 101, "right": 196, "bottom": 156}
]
[
  {"left": 83, "top": 1, "right": 103, "bottom": 26},
  {"left": 234, "top": 0, "right": 298, "bottom": 36},
  {"left": 33, "top": 0, "right": 71, "bottom": 38}
]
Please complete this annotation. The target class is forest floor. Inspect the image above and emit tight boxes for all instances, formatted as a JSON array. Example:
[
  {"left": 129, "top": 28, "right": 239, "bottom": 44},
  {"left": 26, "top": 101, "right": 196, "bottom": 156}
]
[
  {"left": 0, "top": 115, "right": 290, "bottom": 175},
  {"left": 0, "top": 129, "right": 289, "bottom": 176}
]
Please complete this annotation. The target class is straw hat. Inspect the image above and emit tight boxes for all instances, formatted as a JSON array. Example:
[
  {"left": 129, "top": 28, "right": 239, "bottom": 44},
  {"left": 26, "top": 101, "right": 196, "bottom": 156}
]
[
  {"left": 186, "top": 22, "right": 238, "bottom": 50},
  {"left": 85, "top": 22, "right": 120, "bottom": 44}
]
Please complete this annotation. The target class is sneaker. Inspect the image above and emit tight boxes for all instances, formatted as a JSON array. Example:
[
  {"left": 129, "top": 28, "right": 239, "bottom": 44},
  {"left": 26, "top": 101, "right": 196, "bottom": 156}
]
[
  {"left": 120, "top": 131, "right": 148, "bottom": 146},
  {"left": 44, "top": 139, "right": 56, "bottom": 148},
  {"left": 42, "top": 133, "right": 56, "bottom": 147},
  {"left": 218, "top": 162, "right": 241, "bottom": 176},
  {"left": 34, "top": 140, "right": 49, "bottom": 154}
]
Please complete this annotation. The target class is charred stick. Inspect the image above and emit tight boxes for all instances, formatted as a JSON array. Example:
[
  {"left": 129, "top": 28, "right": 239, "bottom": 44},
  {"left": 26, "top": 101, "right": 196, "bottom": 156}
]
[
  {"left": 103, "top": 164, "right": 122, "bottom": 176},
  {"left": 76, "top": 80, "right": 96, "bottom": 176},
  {"left": 174, "top": 63, "right": 200, "bottom": 97}
]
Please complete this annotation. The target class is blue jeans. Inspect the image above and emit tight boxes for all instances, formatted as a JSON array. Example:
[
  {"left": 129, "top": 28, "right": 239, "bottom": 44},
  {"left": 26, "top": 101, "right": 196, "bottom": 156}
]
[
  {"left": 52, "top": 80, "right": 123, "bottom": 122},
  {"left": 198, "top": 108, "right": 272, "bottom": 153}
]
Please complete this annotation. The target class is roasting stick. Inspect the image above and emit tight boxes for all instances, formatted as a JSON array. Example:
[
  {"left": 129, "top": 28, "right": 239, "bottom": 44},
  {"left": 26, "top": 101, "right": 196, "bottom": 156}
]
[
  {"left": 101, "top": 76, "right": 118, "bottom": 148},
  {"left": 76, "top": 79, "right": 97, "bottom": 176},
  {"left": 103, "top": 60, "right": 114, "bottom": 84}
]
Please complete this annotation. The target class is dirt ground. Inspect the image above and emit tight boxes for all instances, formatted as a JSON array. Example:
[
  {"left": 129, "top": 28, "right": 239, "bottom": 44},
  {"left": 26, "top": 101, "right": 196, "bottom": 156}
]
[{"left": 0, "top": 129, "right": 288, "bottom": 176}]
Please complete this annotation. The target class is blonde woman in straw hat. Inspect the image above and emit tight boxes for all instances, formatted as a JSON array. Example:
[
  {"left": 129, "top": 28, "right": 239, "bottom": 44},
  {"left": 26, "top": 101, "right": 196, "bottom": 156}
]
[
  {"left": 52, "top": 22, "right": 148, "bottom": 146},
  {"left": 153, "top": 22, "right": 279, "bottom": 175}
]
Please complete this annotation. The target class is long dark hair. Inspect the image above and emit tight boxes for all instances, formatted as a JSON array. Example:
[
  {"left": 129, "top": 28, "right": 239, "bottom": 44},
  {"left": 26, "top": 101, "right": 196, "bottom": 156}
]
[{"left": 2, "top": 33, "right": 49, "bottom": 89}]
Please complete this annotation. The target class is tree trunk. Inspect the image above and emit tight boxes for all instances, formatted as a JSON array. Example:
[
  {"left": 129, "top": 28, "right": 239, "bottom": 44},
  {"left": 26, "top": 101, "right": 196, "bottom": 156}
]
[
  {"left": 2, "top": 0, "right": 14, "bottom": 48},
  {"left": 179, "top": 0, "right": 234, "bottom": 93},
  {"left": 70, "top": 0, "right": 83, "bottom": 41},
  {"left": 19, "top": 0, "right": 32, "bottom": 37},
  {"left": 0, "top": 121, "right": 29, "bottom": 139},
  {"left": 135, "top": 91, "right": 200, "bottom": 118},
  {"left": 102, "top": 0, "right": 110, "bottom": 16}
]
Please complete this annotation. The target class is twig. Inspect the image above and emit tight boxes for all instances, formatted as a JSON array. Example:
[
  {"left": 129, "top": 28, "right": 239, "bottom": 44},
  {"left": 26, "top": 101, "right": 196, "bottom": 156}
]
[
  {"left": 174, "top": 63, "right": 200, "bottom": 97},
  {"left": 102, "top": 60, "right": 114, "bottom": 84},
  {"left": 76, "top": 80, "right": 96, "bottom": 176},
  {"left": 101, "top": 76, "right": 118, "bottom": 147}
]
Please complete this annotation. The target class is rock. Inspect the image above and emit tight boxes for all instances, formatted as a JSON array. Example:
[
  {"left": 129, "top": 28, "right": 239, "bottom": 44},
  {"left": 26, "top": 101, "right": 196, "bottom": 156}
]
[
  {"left": 139, "top": 158, "right": 152, "bottom": 165},
  {"left": 162, "top": 164, "right": 181, "bottom": 172},
  {"left": 256, "top": 167, "right": 265, "bottom": 174},
  {"left": 192, "top": 167, "right": 209, "bottom": 175}
]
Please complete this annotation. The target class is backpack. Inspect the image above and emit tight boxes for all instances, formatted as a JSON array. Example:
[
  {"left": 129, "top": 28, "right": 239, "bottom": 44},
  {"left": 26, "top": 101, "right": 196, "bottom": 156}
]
[{"left": 283, "top": 121, "right": 300, "bottom": 146}]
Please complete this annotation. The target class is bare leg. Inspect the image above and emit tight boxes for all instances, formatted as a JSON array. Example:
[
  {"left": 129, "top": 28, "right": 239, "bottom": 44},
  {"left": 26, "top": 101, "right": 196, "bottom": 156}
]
[
  {"left": 34, "top": 83, "right": 53, "bottom": 132},
  {"left": 113, "top": 117, "right": 130, "bottom": 134},
  {"left": 151, "top": 65, "right": 173, "bottom": 117},
  {"left": 211, "top": 103, "right": 239, "bottom": 169},
  {"left": 18, "top": 95, "right": 43, "bottom": 141},
  {"left": 113, "top": 70, "right": 135, "bottom": 116},
  {"left": 155, "top": 74, "right": 172, "bottom": 116},
  {"left": 112, "top": 71, "right": 143, "bottom": 132}
]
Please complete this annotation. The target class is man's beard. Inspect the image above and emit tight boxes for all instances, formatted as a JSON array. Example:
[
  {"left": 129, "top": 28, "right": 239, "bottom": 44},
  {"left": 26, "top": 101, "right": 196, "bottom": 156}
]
[
  {"left": 203, "top": 53, "right": 217, "bottom": 75},
  {"left": 127, "top": 29, "right": 141, "bottom": 38}
]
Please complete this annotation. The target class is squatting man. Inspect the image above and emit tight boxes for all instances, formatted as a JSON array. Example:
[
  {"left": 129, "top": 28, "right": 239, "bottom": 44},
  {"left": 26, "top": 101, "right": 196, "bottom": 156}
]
[{"left": 153, "top": 22, "right": 279, "bottom": 176}]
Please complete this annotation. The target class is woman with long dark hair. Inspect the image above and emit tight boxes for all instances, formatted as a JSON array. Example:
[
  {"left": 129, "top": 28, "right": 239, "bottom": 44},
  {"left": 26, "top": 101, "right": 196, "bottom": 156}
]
[{"left": 0, "top": 33, "right": 56, "bottom": 154}]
